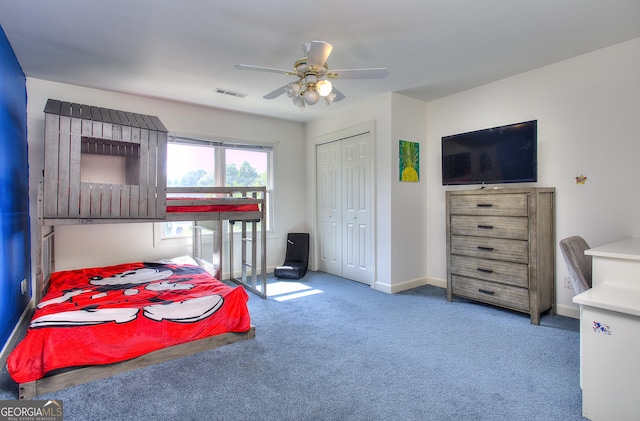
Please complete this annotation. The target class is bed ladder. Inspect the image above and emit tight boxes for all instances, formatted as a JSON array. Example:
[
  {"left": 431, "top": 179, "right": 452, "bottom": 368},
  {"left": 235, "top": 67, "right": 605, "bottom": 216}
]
[{"left": 228, "top": 219, "right": 266, "bottom": 298}]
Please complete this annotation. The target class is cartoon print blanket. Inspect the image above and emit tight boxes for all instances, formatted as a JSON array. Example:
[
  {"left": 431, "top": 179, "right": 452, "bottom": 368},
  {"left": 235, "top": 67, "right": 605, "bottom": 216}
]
[{"left": 7, "top": 262, "right": 251, "bottom": 383}]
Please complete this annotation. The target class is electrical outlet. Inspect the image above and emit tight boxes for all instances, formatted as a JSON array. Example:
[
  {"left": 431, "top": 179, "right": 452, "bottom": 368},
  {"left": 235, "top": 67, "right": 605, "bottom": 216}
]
[
  {"left": 564, "top": 276, "right": 572, "bottom": 289},
  {"left": 21, "top": 278, "right": 27, "bottom": 295}
]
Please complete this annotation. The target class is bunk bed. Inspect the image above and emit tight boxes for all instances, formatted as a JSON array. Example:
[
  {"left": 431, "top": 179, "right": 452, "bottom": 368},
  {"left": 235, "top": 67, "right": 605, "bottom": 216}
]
[
  {"left": 7, "top": 100, "right": 267, "bottom": 399},
  {"left": 38, "top": 99, "right": 267, "bottom": 301}
]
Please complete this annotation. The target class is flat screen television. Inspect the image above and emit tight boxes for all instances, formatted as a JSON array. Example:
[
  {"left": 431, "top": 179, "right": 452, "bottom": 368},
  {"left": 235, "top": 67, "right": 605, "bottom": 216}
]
[{"left": 441, "top": 120, "right": 537, "bottom": 186}]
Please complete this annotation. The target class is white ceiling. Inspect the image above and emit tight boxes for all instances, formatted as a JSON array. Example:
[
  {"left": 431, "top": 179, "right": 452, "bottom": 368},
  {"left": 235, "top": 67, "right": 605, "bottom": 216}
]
[{"left": 1, "top": 0, "right": 639, "bottom": 123}]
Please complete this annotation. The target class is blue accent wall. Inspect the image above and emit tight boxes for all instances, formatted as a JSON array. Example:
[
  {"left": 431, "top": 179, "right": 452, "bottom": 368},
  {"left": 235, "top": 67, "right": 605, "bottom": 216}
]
[{"left": 0, "top": 24, "right": 30, "bottom": 348}]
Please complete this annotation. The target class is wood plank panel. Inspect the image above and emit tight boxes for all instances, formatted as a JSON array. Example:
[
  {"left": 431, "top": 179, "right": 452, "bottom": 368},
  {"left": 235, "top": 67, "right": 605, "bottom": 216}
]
[
  {"left": 69, "top": 117, "right": 82, "bottom": 217},
  {"left": 100, "top": 108, "right": 112, "bottom": 140},
  {"left": 147, "top": 129, "right": 158, "bottom": 218},
  {"left": 81, "top": 104, "right": 92, "bottom": 137},
  {"left": 80, "top": 183, "right": 91, "bottom": 218},
  {"left": 100, "top": 184, "right": 111, "bottom": 218},
  {"left": 57, "top": 115, "right": 71, "bottom": 217},
  {"left": 90, "top": 184, "right": 101, "bottom": 218},
  {"left": 110, "top": 184, "right": 121, "bottom": 218},
  {"left": 130, "top": 185, "right": 139, "bottom": 218},
  {"left": 117, "top": 110, "right": 131, "bottom": 142},
  {"left": 156, "top": 132, "right": 167, "bottom": 218},
  {"left": 120, "top": 185, "right": 130, "bottom": 218},
  {"left": 138, "top": 129, "right": 149, "bottom": 217},
  {"left": 43, "top": 113, "right": 60, "bottom": 217},
  {"left": 90, "top": 106, "right": 102, "bottom": 138}
]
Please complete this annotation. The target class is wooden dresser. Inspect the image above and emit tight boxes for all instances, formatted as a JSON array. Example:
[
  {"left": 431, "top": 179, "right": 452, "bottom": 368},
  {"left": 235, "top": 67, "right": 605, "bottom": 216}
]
[{"left": 446, "top": 187, "right": 555, "bottom": 324}]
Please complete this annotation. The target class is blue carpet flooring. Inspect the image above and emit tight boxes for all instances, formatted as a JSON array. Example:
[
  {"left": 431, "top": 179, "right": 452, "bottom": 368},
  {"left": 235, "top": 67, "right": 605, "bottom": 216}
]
[{"left": 1, "top": 271, "right": 584, "bottom": 420}]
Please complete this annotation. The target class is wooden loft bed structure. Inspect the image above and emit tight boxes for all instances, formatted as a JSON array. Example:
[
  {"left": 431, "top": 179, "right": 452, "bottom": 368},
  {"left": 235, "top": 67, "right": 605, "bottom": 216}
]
[
  {"left": 39, "top": 99, "right": 267, "bottom": 299},
  {"left": 13, "top": 100, "right": 267, "bottom": 399},
  {"left": 42, "top": 99, "right": 168, "bottom": 221}
]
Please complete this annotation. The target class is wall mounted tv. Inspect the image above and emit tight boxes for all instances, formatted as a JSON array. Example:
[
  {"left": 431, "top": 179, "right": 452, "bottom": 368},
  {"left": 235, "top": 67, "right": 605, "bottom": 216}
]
[{"left": 441, "top": 120, "right": 537, "bottom": 186}]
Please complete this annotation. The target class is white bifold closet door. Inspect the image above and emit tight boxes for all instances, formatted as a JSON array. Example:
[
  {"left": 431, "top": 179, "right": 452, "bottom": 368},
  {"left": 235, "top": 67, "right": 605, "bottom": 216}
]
[{"left": 317, "top": 132, "right": 373, "bottom": 285}]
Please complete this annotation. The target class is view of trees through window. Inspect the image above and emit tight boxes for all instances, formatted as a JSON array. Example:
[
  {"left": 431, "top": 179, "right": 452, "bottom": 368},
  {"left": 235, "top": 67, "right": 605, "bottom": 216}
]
[
  {"left": 167, "top": 144, "right": 267, "bottom": 188},
  {"left": 163, "top": 140, "right": 271, "bottom": 238},
  {"left": 226, "top": 161, "right": 267, "bottom": 187}
]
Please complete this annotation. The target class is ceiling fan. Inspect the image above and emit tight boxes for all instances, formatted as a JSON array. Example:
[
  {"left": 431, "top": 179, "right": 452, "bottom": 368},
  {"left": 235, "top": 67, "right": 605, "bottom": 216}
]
[{"left": 234, "top": 41, "right": 389, "bottom": 109}]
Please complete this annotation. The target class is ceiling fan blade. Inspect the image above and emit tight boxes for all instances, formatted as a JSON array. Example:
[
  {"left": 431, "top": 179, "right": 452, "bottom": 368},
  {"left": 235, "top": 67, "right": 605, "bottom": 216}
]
[
  {"left": 234, "top": 64, "right": 294, "bottom": 75},
  {"left": 306, "top": 41, "right": 333, "bottom": 69},
  {"left": 326, "top": 68, "right": 389, "bottom": 79},
  {"left": 263, "top": 85, "right": 287, "bottom": 100}
]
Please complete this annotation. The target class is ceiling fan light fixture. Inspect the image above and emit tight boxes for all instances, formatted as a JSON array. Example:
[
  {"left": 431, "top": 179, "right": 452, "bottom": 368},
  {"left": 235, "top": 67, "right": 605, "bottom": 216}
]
[
  {"left": 292, "top": 95, "right": 305, "bottom": 109},
  {"left": 316, "top": 79, "right": 333, "bottom": 97},
  {"left": 235, "top": 41, "right": 388, "bottom": 110},
  {"left": 302, "top": 87, "right": 320, "bottom": 105},
  {"left": 323, "top": 91, "right": 337, "bottom": 105},
  {"left": 285, "top": 82, "right": 302, "bottom": 98}
]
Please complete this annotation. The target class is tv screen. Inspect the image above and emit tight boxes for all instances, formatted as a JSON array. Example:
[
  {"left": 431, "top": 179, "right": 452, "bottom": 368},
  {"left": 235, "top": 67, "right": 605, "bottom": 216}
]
[{"left": 441, "top": 120, "right": 537, "bottom": 186}]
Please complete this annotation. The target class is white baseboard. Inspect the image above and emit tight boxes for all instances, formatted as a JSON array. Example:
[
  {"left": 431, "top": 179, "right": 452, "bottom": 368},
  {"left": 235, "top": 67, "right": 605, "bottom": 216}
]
[
  {"left": 427, "top": 277, "right": 447, "bottom": 289},
  {"left": 373, "top": 278, "right": 424, "bottom": 294},
  {"left": 373, "top": 276, "right": 443, "bottom": 294},
  {"left": 555, "top": 304, "right": 579, "bottom": 319}
]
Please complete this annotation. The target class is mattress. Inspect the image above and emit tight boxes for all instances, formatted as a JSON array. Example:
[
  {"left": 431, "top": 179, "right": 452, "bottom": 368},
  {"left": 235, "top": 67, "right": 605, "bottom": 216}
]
[
  {"left": 166, "top": 197, "right": 260, "bottom": 213},
  {"left": 7, "top": 261, "right": 251, "bottom": 383}
]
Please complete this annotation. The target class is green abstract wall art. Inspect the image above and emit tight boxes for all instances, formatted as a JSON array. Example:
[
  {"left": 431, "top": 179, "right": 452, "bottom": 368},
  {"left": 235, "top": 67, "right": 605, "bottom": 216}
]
[{"left": 399, "top": 140, "right": 420, "bottom": 182}]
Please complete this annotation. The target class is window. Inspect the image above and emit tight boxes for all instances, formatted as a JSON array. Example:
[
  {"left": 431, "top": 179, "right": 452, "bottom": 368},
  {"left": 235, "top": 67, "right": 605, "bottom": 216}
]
[{"left": 159, "top": 136, "right": 273, "bottom": 240}]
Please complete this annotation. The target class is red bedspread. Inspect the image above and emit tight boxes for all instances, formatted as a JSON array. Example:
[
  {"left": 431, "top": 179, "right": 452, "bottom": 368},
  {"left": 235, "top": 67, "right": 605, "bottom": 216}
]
[
  {"left": 166, "top": 197, "right": 259, "bottom": 213},
  {"left": 7, "top": 262, "right": 251, "bottom": 383}
]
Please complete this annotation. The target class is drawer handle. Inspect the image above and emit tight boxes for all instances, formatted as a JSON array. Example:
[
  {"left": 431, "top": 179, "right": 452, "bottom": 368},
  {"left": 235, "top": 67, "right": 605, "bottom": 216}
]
[
  {"left": 477, "top": 225, "right": 494, "bottom": 229},
  {"left": 477, "top": 246, "right": 494, "bottom": 251},
  {"left": 478, "top": 289, "right": 495, "bottom": 296},
  {"left": 477, "top": 268, "right": 493, "bottom": 273},
  {"left": 476, "top": 203, "right": 493, "bottom": 207}
]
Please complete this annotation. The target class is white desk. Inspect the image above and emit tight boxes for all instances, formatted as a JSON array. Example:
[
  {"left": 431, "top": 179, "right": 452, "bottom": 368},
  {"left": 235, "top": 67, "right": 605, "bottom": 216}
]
[{"left": 573, "top": 238, "right": 640, "bottom": 421}]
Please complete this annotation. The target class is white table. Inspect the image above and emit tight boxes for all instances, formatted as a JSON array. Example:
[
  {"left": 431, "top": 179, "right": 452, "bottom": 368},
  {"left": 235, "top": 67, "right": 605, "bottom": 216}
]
[{"left": 573, "top": 238, "right": 640, "bottom": 421}]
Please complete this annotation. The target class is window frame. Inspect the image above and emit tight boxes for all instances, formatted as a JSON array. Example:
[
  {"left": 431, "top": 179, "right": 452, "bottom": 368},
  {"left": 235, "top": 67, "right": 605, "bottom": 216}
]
[{"left": 155, "top": 135, "right": 274, "bottom": 244}]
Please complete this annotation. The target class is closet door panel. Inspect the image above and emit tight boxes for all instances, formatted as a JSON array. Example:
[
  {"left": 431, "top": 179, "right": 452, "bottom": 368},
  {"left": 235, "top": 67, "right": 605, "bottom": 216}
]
[
  {"left": 341, "top": 134, "right": 372, "bottom": 284},
  {"left": 317, "top": 132, "right": 373, "bottom": 285},
  {"left": 317, "top": 141, "right": 342, "bottom": 276}
]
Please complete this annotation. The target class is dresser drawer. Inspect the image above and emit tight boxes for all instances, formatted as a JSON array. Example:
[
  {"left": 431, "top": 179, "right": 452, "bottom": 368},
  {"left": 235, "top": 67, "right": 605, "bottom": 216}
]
[
  {"left": 451, "top": 275, "right": 530, "bottom": 312},
  {"left": 450, "top": 255, "right": 528, "bottom": 288},
  {"left": 449, "top": 193, "right": 528, "bottom": 216},
  {"left": 450, "top": 215, "right": 528, "bottom": 240},
  {"left": 450, "top": 235, "right": 528, "bottom": 263}
]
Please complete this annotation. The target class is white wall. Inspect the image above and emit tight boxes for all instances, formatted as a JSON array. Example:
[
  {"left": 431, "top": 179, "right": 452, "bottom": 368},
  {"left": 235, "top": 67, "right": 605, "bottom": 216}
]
[
  {"left": 26, "top": 79, "right": 306, "bottom": 273},
  {"left": 426, "top": 37, "right": 640, "bottom": 318},
  {"left": 390, "top": 94, "right": 429, "bottom": 290},
  {"left": 305, "top": 93, "right": 429, "bottom": 293}
]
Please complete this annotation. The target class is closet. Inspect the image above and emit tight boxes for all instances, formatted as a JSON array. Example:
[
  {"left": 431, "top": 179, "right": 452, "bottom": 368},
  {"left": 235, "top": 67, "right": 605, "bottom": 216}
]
[{"left": 316, "top": 132, "right": 373, "bottom": 285}]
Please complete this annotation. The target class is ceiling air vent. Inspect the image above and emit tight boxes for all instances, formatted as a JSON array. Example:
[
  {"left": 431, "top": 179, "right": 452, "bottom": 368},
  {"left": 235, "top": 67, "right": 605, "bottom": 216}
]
[{"left": 215, "top": 88, "right": 247, "bottom": 98}]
